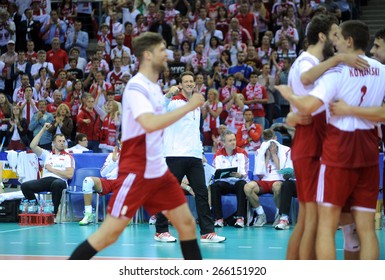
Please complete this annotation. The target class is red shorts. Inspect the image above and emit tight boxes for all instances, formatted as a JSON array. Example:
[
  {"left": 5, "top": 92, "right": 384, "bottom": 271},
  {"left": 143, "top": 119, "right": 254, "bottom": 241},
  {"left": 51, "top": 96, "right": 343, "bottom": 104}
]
[
  {"left": 293, "top": 157, "right": 320, "bottom": 203},
  {"left": 100, "top": 178, "right": 116, "bottom": 195},
  {"left": 255, "top": 180, "right": 280, "bottom": 194},
  {"left": 317, "top": 164, "right": 379, "bottom": 211},
  {"left": 106, "top": 170, "right": 187, "bottom": 218}
]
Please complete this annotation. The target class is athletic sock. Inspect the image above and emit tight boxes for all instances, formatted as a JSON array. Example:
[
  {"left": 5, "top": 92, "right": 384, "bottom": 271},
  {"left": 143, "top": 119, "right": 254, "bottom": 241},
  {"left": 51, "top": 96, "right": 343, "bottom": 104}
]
[
  {"left": 84, "top": 205, "right": 92, "bottom": 214},
  {"left": 68, "top": 240, "right": 98, "bottom": 260},
  {"left": 256, "top": 206, "right": 264, "bottom": 215},
  {"left": 180, "top": 239, "right": 202, "bottom": 260}
]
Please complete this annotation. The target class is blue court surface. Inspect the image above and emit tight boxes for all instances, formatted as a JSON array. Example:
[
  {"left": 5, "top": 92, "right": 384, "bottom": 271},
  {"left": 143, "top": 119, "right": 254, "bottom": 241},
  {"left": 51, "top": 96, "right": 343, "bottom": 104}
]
[{"left": 0, "top": 221, "right": 384, "bottom": 260}]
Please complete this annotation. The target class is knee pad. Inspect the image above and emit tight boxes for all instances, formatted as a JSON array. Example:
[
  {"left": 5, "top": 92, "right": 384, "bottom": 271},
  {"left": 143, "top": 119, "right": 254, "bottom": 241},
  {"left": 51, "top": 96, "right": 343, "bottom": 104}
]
[
  {"left": 82, "top": 177, "right": 95, "bottom": 194},
  {"left": 342, "top": 223, "right": 361, "bottom": 252}
]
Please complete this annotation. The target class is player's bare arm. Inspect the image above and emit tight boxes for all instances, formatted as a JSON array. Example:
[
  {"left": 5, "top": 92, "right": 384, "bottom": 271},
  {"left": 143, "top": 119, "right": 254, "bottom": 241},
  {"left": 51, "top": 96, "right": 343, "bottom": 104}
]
[
  {"left": 330, "top": 99, "right": 385, "bottom": 122},
  {"left": 275, "top": 85, "right": 323, "bottom": 115},
  {"left": 285, "top": 111, "right": 313, "bottom": 127},
  {"left": 137, "top": 93, "right": 205, "bottom": 133},
  {"left": 301, "top": 54, "right": 369, "bottom": 86}
]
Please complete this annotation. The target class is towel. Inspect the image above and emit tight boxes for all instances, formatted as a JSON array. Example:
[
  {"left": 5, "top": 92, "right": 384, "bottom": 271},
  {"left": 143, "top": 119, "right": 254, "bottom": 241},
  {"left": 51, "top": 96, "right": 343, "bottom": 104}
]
[{"left": 254, "top": 140, "right": 292, "bottom": 176}]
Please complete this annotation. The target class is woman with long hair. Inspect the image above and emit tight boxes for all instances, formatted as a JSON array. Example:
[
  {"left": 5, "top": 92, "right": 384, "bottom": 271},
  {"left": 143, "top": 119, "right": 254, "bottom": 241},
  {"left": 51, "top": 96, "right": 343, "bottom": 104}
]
[
  {"left": 201, "top": 88, "right": 223, "bottom": 146},
  {"left": 216, "top": 6, "right": 230, "bottom": 39},
  {"left": 158, "top": 68, "right": 177, "bottom": 94},
  {"left": 58, "top": 0, "right": 78, "bottom": 28},
  {"left": 180, "top": 40, "right": 196, "bottom": 65},
  {"left": 0, "top": 93, "right": 12, "bottom": 146},
  {"left": 34, "top": 67, "right": 49, "bottom": 98},
  {"left": 47, "top": 103, "right": 74, "bottom": 143},
  {"left": 66, "top": 79, "right": 84, "bottom": 122},
  {"left": 204, "top": 36, "right": 224, "bottom": 65},
  {"left": 6, "top": 105, "right": 29, "bottom": 151},
  {"left": 251, "top": 0, "right": 270, "bottom": 44},
  {"left": 99, "top": 100, "right": 121, "bottom": 153},
  {"left": 36, "top": 77, "right": 57, "bottom": 103},
  {"left": 219, "top": 49, "right": 232, "bottom": 75}
]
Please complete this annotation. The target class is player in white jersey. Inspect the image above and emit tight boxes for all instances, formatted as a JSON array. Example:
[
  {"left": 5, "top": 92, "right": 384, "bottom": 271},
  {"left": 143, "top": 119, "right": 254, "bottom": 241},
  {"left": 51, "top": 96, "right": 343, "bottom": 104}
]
[
  {"left": 277, "top": 20, "right": 385, "bottom": 259},
  {"left": 283, "top": 14, "right": 368, "bottom": 260},
  {"left": 69, "top": 32, "right": 205, "bottom": 260},
  {"left": 329, "top": 28, "right": 385, "bottom": 220}
]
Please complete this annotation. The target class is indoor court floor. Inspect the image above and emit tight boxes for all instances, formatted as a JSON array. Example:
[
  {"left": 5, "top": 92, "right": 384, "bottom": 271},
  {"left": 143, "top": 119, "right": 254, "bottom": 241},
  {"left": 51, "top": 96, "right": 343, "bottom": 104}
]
[{"left": 1, "top": 221, "right": 384, "bottom": 260}]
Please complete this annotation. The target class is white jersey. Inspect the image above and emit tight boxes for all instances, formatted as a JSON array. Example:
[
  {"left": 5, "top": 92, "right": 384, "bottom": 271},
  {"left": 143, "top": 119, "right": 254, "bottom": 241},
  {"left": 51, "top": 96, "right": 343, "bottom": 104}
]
[
  {"left": 309, "top": 56, "right": 385, "bottom": 168},
  {"left": 310, "top": 56, "right": 385, "bottom": 132},
  {"left": 288, "top": 51, "right": 323, "bottom": 115},
  {"left": 120, "top": 72, "right": 168, "bottom": 179}
]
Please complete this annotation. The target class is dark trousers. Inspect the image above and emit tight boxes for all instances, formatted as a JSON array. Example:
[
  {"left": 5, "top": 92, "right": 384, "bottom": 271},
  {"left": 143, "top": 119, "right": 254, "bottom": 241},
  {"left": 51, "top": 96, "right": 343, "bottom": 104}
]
[
  {"left": 279, "top": 180, "right": 297, "bottom": 216},
  {"left": 21, "top": 177, "right": 67, "bottom": 214},
  {"left": 155, "top": 157, "right": 214, "bottom": 235},
  {"left": 210, "top": 180, "right": 247, "bottom": 220}
]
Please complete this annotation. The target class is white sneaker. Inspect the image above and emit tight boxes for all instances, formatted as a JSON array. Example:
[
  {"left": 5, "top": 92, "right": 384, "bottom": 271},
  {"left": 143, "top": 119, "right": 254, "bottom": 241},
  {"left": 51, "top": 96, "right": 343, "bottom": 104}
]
[
  {"left": 234, "top": 217, "right": 244, "bottom": 228},
  {"left": 253, "top": 214, "right": 267, "bottom": 227},
  {"left": 154, "top": 232, "right": 177, "bottom": 242},
  {"left": 247, "top": 211, "right": 257, "bottom": 226},
  {"left": 148, "top": 215, "right": 157, "bottom": 225},
  {"left": 272, "top": 213, "right": 280, "bottom": 227},
  {"left": 214, "top": 218, "right": 224, "bottom": 227},
  {"left": 79, "top": 212, "right": 94, "bottom": 226},
  {"left": 275, "top": 219, "right": 290, "bottom": 230},
  {"left": 200, "top": 232, "right": 226, "bottom": 243}
]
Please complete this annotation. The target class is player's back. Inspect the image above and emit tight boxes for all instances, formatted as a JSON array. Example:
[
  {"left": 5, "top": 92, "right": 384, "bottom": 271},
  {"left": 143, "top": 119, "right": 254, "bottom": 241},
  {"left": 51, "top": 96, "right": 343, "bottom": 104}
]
[{"left": 320, "top": 56, "right": 385, "bottom": 168}]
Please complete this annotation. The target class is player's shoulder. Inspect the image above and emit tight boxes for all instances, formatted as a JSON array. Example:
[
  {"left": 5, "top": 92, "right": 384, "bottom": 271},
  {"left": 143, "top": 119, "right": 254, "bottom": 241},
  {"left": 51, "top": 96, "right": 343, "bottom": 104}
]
[{"left": 125, "top": 73, "right": 151, "bottom": 94}]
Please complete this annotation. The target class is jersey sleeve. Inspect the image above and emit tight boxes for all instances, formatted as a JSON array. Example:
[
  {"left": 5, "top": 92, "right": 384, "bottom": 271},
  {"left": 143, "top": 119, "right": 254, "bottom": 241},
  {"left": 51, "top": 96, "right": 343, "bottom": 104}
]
[
  {"left": 125, "top": 84, "right": 154, "bottom": 119},
  {"left": 308, "top": 70, "right": 339, "bottom": 105}
]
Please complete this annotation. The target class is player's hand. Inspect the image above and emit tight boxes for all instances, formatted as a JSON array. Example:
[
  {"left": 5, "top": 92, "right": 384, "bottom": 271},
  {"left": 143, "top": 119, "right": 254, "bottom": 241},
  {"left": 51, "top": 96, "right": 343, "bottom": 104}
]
[
  {"left": 269, "top": 141, "right": 278, "bottom": 154},
  {"left": 275, "top": 85, "right": 294, "bottom": 102},
  {"left": 329, "top": 99, "right": 351, "bottom": 116},
  {"left": 166, "top": 86, "right": 180, "bottom": 98},
  {"left": 188, "top": 93, "right": 205, "bottom": 109},
  {"left": 112, "top": 146, "right": 119, "bottom": 162},
  {"left": 230, "top": 172, "right": 242, "bottom": 178},
  {"left": 340, "top": 53, "right": 370, "bottom": 70},
  {"left": 43, "top": 123, "right": 52, "bottom": 130},
  {"left": 286, "top": 111, "right": 313, "bottom": 126}
]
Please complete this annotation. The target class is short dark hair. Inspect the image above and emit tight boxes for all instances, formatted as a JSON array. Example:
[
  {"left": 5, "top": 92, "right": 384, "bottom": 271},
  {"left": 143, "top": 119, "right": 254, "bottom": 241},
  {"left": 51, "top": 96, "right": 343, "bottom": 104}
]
[
  {"left": 243, "top": 108, "right": 254, "bottom": 115},
  {"left": 76, "top": 133, "right": 87, "bottom": 143},
  {"left": 374, "top": 28, "right": 385, "bottom": 42},
  {"left": 306, "top": 14, "right": 339, "bottom": 46},
  {"left": 180, "top": 71, "right": 195, "bottom": 81},
  {"left": 339, "top": 20, "right": 369, "bottom": 51},
  {"left": 262, "top": 129, "right": 275, "bottom": 141},
  {"left": 52, "top": 133, "right": 65, "bottom": 142}
]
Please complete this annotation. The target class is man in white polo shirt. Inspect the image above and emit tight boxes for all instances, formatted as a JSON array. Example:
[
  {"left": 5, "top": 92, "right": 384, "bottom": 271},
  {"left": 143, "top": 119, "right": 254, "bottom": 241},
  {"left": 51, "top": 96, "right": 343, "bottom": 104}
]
[{"left": 21, "top": 123, "right": 75, "bottom": 217}]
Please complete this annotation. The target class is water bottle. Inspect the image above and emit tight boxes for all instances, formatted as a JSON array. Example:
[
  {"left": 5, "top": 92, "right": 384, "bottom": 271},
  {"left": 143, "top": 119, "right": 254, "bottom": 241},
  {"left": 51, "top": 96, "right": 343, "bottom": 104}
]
[
  {"left": 19, "top": 199, "right": 27, "bottom": 213},
  {"left": 27, "top": 199, "right": 38, "bottom": 214},
  {"left": 44, "top": 200, "right": 54, "bottom": 214}
]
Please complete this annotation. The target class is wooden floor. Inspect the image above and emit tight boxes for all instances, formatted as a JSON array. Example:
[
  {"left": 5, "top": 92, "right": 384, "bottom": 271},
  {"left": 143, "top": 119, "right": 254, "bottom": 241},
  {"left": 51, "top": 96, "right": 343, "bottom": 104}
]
[{"left": 0, "top": 221, "right": 384, "bottom": 260}]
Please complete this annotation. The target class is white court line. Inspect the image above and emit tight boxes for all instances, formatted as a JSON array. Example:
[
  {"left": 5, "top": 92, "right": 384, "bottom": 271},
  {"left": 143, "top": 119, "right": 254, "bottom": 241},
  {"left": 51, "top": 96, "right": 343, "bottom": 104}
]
[
  {"left": 269, "top": 247, "right": 283, "bottom": 249},
  {"left": 0, "top": 226, "right": 47, "bottom": 233},
  {"left": 9, "top": 242, "right": 22, "bottom": 244},
  {"left": 121, "top": 244, "right": 134, "bottom": 246},
  {"left": 150, "top": 244, "right": 163, "bottom": 247},
  {"left": 65, "top": 243, "right": 78, "bottom": 245},
  {"left": 37, "top": 242, "right": 50, "bottom": 245},
  {"left": 238, "top": 246, "right": 253, "bottom": 249}
]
